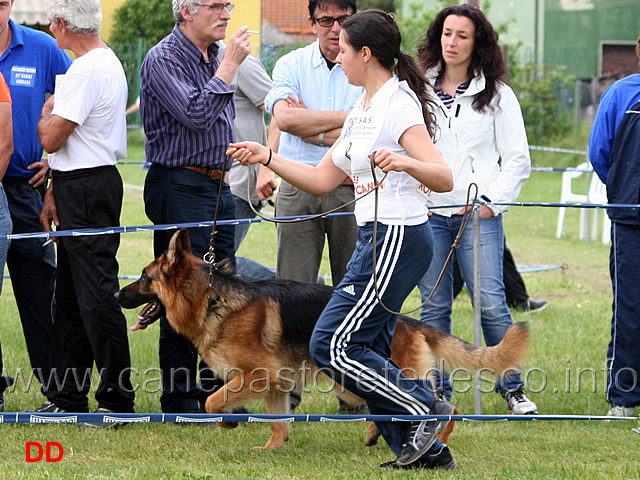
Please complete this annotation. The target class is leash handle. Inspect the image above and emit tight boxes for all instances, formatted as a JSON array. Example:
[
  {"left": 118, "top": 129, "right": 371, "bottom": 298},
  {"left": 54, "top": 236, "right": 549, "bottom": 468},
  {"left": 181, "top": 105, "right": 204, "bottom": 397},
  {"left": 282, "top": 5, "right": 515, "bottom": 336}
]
[{"left": 370, "top": 151, "right": 479, "bottom": 316}]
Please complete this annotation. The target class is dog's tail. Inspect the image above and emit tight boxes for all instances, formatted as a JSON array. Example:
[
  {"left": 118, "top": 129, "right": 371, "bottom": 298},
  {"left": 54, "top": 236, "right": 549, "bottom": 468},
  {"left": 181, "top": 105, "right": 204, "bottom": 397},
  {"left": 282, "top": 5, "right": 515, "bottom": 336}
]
[{"left": 403, "top": 318, "right": 530, "bottom": 376}]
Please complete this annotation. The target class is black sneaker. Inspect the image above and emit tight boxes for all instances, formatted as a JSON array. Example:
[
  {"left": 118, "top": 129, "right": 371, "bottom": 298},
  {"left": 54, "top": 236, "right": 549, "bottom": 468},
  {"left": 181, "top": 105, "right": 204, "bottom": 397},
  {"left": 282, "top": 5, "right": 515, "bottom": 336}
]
[
  {"left": 0, "top": 375, "right": 15, "bottom": 411},
  {"left": 513, "top": 298, "right": 548, "bottom": 314},
  {"left": 395, "top": 397, "right": 455, "bottom": 467},
  {"left": 26, "top": 401, "right": 66, "bottom": 413},
  {"left": 0, "top": 375, "right": 14, "bottom": 390},
  {"left": 381, "top": 444, "right": 457, "bottom": 470}
]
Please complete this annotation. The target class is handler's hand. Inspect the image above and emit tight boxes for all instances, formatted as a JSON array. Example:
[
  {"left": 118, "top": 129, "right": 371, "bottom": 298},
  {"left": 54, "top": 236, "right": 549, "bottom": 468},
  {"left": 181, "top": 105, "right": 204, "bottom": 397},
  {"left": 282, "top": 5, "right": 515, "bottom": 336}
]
[
  {"left": 370, "top": 149, "right": 412, "bottom": 173},
  {"left": 256, "top": 166, "right": 277, "bottom": 201},
  {"left": 456, "top": 204, "right": 494, "bottom": 218},
  {"left": 227, "top": 141, "right": 270, "bottom": 166}
]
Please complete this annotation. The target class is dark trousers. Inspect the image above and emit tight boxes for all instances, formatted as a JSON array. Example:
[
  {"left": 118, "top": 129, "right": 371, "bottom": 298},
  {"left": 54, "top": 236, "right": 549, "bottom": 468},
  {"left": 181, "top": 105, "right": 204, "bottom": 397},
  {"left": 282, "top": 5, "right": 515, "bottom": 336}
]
[
  {"left": 3, "top": 178, "right": 56, "bottom": 393},
  {"left": 453, "top": 238, "right": 529, "bottom": 307},
  {"left": 607, "top": 222, "right": 640, "bottom": 407},
  {"left": 310, "top": 222, "right": 441, "bottom": 455},
  {"left": 48, "top": 166, "right": 134, "bottom": 412},
  {"left": 144, "top": 164, "right": 236, "bottom": 413}
]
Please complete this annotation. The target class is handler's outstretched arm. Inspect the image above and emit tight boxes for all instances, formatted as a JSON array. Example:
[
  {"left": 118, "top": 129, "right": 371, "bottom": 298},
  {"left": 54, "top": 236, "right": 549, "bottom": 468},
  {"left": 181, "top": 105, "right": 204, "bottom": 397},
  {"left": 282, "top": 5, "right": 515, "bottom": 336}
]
[{"left": 227, "top": 140, "right": 347, "bottom": 196}]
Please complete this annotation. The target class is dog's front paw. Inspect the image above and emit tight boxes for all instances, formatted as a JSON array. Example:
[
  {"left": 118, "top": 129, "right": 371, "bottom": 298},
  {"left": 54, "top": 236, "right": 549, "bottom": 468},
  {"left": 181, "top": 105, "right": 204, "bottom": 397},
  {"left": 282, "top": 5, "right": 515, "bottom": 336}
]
[{"left": 217, "top": 421, "right": 238, "bottom": 429}]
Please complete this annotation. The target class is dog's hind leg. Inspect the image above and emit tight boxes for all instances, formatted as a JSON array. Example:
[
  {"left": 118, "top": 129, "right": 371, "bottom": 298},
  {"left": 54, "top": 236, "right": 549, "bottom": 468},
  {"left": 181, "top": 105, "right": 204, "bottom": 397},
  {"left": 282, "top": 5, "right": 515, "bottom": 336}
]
[
  {"left": 251, "top": 391, "right": 291, "bottom": 451},
  {"left": 364, "top": 422, "right": 382, "bottom": 446}
]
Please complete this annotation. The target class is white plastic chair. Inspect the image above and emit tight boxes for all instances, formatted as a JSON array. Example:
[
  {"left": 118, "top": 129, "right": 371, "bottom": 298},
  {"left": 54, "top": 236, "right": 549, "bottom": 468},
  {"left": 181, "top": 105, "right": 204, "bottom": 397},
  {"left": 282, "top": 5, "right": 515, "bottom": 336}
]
[
  {"left": 556, "top": 162, "right": 590, "bottom": 239},
  {"left": 587, "top": 174, "right": 611, "bottom": 245}
]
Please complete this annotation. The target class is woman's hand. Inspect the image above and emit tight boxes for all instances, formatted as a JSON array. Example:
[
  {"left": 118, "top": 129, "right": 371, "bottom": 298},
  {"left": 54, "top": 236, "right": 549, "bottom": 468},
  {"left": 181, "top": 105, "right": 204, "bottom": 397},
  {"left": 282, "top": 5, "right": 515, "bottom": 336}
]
[
  {"left": 227, "top": 141, "right": 270, "bottom": 166},
  {"left": 456, "top": 204, "right": 494, "bottom": 218},
  {"left": 370, "top": 149, "right": 413, "bottom": 173}
]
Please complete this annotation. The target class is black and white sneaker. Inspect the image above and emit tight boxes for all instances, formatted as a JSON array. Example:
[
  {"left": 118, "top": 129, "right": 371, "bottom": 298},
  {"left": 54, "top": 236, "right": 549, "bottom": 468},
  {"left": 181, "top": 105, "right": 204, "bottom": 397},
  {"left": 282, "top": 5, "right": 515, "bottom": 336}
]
[
  {"left": 504, "top": 389, "right": 538, "bottom": 415},
  {"left": 26, "top": 401, "right": 66, "bottom": 413},
  {"left": 381, "top": 444, "right": 457, "bottom": 470},
  {"left": 395, "top": 397, "right": 455, "bottom": 467}
]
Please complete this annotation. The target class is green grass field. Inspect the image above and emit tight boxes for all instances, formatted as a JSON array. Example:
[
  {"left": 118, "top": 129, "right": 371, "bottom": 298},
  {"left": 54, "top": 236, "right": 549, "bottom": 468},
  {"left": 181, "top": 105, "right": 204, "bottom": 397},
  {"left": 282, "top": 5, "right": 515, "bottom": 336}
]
[{"left": 1, "top": 131, "right": 639, "bottom": 479}]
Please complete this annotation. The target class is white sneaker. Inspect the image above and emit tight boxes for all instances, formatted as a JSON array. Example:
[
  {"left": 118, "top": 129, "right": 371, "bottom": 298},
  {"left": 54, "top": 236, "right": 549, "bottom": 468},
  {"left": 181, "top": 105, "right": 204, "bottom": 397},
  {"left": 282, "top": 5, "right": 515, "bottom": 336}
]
[
  {"left": 504, "top": 389, "right": 538, "bottom": 415},
  {"left": 607, "top": 404, "right": 636, "bottom": 417}
]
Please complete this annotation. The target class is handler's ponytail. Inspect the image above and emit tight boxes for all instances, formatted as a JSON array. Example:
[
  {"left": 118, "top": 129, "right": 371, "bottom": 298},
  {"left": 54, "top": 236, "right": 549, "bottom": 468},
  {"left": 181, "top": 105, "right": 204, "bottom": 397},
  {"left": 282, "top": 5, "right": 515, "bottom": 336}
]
[{"left": 342, "top": 10, "right": 437, "bottom": 139}]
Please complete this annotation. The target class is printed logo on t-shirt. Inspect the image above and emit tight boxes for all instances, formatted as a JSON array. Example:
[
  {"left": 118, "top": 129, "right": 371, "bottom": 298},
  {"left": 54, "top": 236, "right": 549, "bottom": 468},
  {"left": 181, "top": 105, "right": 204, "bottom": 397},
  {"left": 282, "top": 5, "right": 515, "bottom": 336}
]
[
  {"left": 343, "top": 117, "right": 356, "bottom": 139},
  {"left": 10, "top": 66, "right": 37, "bottom": 88},
  {"left": 352, "top": 173, "right": 387, "bottom": 196},
  {"left": 416, "top": 184, "right": 432, "bottom": 197}
]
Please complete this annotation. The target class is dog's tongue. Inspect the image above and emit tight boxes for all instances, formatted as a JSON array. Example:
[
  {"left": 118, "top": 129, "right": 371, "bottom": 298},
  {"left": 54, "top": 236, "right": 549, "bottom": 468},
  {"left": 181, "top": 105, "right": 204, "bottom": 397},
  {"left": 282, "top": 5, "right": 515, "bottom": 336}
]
[
  {"left": 129, "top": 304, "right": 154, "bottom": 331},
  {"left": 129, "top": 318, "right": 148, "bottom": 332}
]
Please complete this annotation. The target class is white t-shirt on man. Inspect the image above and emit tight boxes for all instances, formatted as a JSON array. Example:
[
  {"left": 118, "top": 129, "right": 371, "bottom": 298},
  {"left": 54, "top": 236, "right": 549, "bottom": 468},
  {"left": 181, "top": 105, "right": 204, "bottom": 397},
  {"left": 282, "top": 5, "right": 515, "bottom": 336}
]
[{"left": 49, "top": 47, "right": 127, "bottom": 171}]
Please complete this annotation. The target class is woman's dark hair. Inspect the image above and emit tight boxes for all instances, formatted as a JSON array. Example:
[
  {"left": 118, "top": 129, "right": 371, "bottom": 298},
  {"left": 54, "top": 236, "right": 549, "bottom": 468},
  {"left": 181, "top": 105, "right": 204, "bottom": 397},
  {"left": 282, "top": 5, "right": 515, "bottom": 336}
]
[
  {"left": 417, "top": 3, "right": 505, "bottom": 112},
  {"left": 342, "top": 9, "right": 437, "bottom": 138}
]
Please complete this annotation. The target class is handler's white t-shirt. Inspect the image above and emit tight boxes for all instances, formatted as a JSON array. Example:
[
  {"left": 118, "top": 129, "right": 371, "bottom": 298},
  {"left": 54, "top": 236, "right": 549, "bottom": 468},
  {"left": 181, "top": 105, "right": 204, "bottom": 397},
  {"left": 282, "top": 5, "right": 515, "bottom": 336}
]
[
  {"left": 332, "top": 77, "right": 431, "bottom": 226},
  {"left": 49, "top": 47, "right": 127, "bottom": 171}
]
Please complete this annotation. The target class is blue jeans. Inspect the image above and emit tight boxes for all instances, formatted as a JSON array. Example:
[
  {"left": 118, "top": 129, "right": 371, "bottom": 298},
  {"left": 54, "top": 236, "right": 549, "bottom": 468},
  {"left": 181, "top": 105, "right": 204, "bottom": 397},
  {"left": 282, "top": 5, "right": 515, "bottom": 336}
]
[
  {"left": 0, "top": 184, "right": 12, "bottom": 294},
  {"left": 418, "top": 213, "right": 524, "bottom": 396},
  {"left": 0, "top": 184, "right": 12, "bottom": 395}
]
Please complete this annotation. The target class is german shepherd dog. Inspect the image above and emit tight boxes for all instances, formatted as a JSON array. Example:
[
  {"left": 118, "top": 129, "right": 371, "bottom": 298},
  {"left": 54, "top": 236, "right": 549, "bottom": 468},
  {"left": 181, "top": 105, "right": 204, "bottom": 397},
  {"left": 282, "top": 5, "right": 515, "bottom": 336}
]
[{"left": 116, "top": 229, "right": 529, "bottom": 451}]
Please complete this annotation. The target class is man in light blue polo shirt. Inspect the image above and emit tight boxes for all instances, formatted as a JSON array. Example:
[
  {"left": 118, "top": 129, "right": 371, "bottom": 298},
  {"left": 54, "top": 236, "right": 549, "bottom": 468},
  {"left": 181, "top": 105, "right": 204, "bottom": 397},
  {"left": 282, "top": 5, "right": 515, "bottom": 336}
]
[
  {"left": 0, "top": 0, "right": 72, "bottom": 408},
  {"left": 264, "top": 0, "right": 362, "bottom": 289}
]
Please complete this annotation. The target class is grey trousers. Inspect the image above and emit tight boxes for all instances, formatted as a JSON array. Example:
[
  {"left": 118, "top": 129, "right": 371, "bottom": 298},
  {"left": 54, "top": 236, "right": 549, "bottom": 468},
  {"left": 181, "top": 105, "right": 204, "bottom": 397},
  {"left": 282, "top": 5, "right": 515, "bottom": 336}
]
[{"left": 275, "top": 181, "right": 357, "bottom": 285}]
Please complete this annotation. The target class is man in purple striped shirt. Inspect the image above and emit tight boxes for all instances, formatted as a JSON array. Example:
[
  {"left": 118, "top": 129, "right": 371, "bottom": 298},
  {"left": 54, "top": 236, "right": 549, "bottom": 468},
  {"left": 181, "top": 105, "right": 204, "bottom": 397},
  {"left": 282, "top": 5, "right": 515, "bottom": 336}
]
[{"left": 139, "top": 0, "right": 251, "bottom": 414}]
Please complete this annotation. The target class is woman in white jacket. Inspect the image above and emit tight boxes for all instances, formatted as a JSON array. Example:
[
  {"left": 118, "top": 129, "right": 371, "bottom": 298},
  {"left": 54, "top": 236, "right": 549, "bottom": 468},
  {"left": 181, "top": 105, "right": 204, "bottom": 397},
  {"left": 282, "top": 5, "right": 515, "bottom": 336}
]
[{"left": 416, "top": 4, "right": 537, "bottom": 415}]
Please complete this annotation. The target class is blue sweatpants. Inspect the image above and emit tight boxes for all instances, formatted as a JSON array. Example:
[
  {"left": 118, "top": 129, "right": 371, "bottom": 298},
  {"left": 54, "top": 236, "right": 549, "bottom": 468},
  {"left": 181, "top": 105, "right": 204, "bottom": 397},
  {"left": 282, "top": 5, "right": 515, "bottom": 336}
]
[
  {"left": 310, "top": 221, "right": 444, "bottom": 455},
  {"left": 607, "top": 222, "right": 640, "bottom": 407}
]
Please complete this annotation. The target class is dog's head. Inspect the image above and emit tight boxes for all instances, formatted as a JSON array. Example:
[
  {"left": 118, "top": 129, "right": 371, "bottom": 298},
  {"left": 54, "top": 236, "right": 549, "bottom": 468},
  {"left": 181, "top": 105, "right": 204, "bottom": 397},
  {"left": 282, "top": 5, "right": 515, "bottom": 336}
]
[{"left": 115, "top": 228, "right": 193, "bottom": 331}]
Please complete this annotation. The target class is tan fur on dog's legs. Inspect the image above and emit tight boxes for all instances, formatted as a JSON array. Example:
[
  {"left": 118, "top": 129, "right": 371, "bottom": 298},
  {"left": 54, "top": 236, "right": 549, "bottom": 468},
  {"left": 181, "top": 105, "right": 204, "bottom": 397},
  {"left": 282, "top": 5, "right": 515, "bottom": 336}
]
[
  {"left": 251, "top": 391, "right": 292, "bottom": 451},
  {"left": 204, "top": 374, "right": 262, "bottom": 429}
]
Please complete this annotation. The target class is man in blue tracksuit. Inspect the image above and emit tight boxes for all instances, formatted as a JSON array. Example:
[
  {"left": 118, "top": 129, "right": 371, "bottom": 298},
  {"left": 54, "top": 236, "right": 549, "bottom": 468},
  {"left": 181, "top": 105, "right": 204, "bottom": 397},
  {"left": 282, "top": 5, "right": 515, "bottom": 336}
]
[{"left": 588, "top": 32, "right": 640, "bottom": 417}]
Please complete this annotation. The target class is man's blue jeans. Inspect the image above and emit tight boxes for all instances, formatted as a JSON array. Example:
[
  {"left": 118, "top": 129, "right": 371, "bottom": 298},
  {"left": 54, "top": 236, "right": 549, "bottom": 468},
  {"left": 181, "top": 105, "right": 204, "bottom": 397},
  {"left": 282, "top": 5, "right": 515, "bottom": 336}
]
[
  {"left": 0, "top": 184, "right": 12, "bottom": 396},
  {"left": 417, "top": 213, "right": 524, "bottom": 397}
]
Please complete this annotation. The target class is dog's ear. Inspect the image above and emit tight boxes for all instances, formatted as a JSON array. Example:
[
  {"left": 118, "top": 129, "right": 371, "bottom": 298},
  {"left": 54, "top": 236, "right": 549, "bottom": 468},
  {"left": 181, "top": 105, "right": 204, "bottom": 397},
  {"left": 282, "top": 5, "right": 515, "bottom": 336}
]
[
  {"left": 215, "top": 258, "right": 236, "bottom": 274},
  {"left": 166, "top": 229, "right": 192, "bottom": 263}
]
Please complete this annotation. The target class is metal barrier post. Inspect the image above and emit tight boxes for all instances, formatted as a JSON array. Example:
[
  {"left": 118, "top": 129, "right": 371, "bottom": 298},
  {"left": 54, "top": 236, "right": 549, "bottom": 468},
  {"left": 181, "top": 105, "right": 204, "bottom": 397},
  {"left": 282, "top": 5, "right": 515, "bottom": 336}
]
[{"left": 473, "top": 209, "right": 483, "bottom": 415}]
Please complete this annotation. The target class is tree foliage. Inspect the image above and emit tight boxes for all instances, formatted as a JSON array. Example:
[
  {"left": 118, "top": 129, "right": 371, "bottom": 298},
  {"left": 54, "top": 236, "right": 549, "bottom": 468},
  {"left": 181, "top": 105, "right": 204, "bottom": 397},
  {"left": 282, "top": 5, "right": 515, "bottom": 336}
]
[
  {"left": 110, "top": 0, "right": 174, "bottom": 50},
  {"left": 357, "top": 0, "right": 398, "bottom": 12},
  {"left": 509, "top": 62, "right": 576, "bottom": 144}
]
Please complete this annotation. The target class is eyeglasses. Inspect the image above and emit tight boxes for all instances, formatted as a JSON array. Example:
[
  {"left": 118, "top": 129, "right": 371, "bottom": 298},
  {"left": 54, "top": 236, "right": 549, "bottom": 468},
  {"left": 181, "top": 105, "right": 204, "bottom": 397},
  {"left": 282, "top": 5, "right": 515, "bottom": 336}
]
[
  {"left": 313, "top": 14, "right": 351, "bottom": 27},
  {"left": 198, "top": 2, "right": 234, "bottom": 14}
]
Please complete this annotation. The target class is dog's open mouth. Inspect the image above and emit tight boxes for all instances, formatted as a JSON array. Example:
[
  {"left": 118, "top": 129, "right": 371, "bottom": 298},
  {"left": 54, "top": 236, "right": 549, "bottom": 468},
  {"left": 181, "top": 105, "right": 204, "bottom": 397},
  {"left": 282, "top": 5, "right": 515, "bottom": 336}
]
[{"left": 130, "top": 301, "right": 166, "bottom": 331}]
